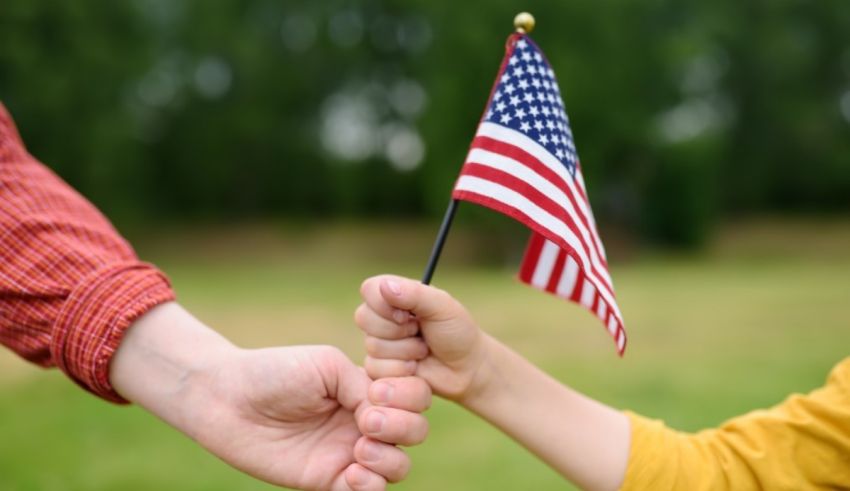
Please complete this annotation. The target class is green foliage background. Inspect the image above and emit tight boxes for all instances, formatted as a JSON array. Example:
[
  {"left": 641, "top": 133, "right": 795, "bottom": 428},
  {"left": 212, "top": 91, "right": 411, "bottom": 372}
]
[{"left": 2, "top": 0, "right": 849, "bottom": 246}]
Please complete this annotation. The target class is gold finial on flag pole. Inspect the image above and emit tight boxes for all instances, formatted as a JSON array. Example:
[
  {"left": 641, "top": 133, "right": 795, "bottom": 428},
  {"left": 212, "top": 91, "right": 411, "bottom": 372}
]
[{"left": 513, "top": 12, "right": 535, "bottom": 34}]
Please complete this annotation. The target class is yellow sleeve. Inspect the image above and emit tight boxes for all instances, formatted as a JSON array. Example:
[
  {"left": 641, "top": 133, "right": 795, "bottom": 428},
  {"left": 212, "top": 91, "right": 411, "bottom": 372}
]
[{"left": 620, "top": 357, "right": 850, "bottom": 491}]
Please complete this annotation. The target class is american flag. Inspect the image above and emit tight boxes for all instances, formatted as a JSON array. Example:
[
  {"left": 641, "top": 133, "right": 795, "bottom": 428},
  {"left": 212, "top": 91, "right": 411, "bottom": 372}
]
[{"left": 452, "top": 33, "right": 627, "bottom": 354}]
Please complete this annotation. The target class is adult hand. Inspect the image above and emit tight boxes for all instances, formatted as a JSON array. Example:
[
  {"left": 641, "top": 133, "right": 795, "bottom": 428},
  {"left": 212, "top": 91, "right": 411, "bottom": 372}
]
[{"left": 110, "top": 302, "right": 431, "bottom": 491}]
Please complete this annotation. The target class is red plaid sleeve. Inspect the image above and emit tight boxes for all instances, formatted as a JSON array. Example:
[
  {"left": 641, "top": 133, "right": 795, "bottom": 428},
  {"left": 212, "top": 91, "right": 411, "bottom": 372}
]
[{"left": 0, "top": 103, "right": 175, "bottom": 403}]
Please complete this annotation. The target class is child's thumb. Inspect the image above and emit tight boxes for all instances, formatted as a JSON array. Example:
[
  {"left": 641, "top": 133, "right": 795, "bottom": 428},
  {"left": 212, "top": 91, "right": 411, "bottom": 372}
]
[{"left": 378, "top": 276, "right": 459, "bottom": 322}]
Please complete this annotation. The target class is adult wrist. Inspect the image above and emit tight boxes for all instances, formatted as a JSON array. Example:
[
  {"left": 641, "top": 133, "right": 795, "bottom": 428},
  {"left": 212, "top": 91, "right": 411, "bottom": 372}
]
[
  {"left": 109, "top": 302, "right": 239, "bottom": 439},
  {"left": 51, "top": 263, "right": 176, "bottom": 403}
]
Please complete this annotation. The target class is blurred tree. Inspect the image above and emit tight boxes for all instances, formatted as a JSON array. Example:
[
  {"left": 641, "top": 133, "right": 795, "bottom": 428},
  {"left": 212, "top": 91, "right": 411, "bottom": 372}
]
[{"left": 1, "top": 0, "right": 848, "bottom": 246}]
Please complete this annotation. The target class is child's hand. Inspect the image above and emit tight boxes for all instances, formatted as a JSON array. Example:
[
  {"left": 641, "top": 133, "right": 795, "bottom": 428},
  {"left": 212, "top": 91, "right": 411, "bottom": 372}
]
[
  {"left": 355, "top": 275, "right": 493, "bottom": 403},
  {"left": 356, "top": 275, "right": 631, "bottom": 491},
  {"left": 356, "top": 276, "right": 631, "bottom": 491}
]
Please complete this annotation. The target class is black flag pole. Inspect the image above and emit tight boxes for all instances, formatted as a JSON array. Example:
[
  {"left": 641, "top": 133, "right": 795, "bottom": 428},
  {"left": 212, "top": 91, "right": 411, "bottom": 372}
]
[
  {"left": 421, "top": 198, "right": 459, "bottom": 285},
  {"left": 420, "top": 13, "right": 534, "bottom": 285}
]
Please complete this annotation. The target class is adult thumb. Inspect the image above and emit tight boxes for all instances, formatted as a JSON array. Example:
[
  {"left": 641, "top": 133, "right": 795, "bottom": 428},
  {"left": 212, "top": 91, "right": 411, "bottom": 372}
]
[{"left": 323, "top": 347, "right": 371, "bottom": 414}]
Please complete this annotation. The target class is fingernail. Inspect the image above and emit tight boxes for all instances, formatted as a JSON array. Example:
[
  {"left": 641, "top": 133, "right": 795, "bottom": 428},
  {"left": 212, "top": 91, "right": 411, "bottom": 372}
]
[
  {"left": 372, "top": 381, "right": 394, "bottom": 404},
  {"left": 385, "top": 279, "right": 402, "bottom": 296},
  {"left": 392, "top": 309, "right": 408, "bottom": 323},
  {"left": 366, "top": 410, "right": 385, "bottom": 433},
  {"left": 405, "top": 360, "right": 418, "bottom": 373},
  {"left": 360, "top": 440, "right": 382, "bottom": 463}
]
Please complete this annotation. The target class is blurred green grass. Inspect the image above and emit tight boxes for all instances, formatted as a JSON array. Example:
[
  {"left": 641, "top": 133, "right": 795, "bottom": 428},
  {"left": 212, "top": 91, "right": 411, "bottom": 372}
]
[{"left": 1, "top": 219, "right": 849, "bottom": 491}]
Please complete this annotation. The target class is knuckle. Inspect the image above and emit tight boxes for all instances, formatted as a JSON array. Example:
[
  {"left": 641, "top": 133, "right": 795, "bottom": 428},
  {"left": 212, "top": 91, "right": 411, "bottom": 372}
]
[
  {"left": 434, "top": 288, "right": 455, "bottom": 308},
  {"left": 395, "top": 413, "right": 426, "bottom": 445},
  {"left": 390, "top": 363, "right": 409, "bottom": 377},
  {"left": 354, "top": 475, "right": 381, "bottom": 491},
  {"left": 390, "top": 456, "right": 411, "bottom": 482},
  {"left": 380, "top": 359, "right": 415, "bottom": 377},
  {"left": 386, "top": 323, "right": 409, "bottom": 340},
  {"left": 364, "top": 336, "right": 382, "bottom": 355},
  {"left": 317, "top": 344, "right": 345, "bottom": 361},
  {"left": 402, "top": 360, "right": 418, "bottom": 376},
  {"left": 359, "top": 278, "right": 372, "bottom": 299},
  {"left": 413, "top": 417, "right": 430, "bottom": 443},
  {"left": 413, "top": 375, "right": 431, "bottom": 391},
  {"left": 365, "top": 357, "right": 404, "bottom": 379},
  {"left": 405, "top": 321, "right": 420, "bottom": 337},
  {"left": 394, "top": 411, "right": 412, "bottom": 437},
  {"left": 407, "top": 280, "right": 421, "bottom": 296},
  {"left": 354, "top": 304, "right": 369, "bottom": 327},
  {"left": 412, "top": 339, "right": 430, "bottom": 359},
  {"left": 411, "top": 377, "right": 433, "bottom": 408},
  {"left": 364, "top": 357, "right": 382, "bottom": 378}
]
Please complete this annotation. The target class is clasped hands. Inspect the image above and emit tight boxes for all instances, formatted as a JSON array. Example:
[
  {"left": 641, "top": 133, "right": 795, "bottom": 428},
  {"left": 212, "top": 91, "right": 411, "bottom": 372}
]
[
  {"left": 110, "top": 302, "right": 432, "bottom": 491},
  {"left": 111, "top": 273, "right": 502, "bottom": 491}
]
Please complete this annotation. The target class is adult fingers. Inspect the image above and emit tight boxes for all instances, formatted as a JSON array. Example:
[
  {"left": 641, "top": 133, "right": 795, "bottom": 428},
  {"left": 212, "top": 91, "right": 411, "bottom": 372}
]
[
  {"left": 365, "top": 336, "right": 429, "bottom": 361},
  {"left": 358, "top": 406, "right": 429, "bottom": 446},
  {"left": 354, "top": 437, "right": 411, "bottom": 483},
  {"left": 341, "top": 463, "right": 387, "bottom": 491},
  {"left": 365, "top": 356, "right": 417, "bottom": 379},
  {"left": 369, "top": 377, "right": 432, "bottom": 413},
  {"left": 354, "top": 303, "right": 419, "bottom": 340}
]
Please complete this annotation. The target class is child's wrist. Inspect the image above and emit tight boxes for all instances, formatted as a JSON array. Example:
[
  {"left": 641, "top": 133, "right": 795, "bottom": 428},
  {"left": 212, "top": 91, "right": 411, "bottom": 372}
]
[{"left": 456, "top": 334, "right": 506, "bottom": 410}]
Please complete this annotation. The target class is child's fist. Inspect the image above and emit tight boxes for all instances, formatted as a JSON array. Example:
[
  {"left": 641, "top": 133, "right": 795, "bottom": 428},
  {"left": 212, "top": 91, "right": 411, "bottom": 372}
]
[{"left": 355, "top": 275, "right": 491, "bottom": 402}]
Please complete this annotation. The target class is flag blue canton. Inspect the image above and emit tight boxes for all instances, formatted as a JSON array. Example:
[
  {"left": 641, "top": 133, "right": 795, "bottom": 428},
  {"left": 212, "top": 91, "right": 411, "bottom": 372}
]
[{"left": 484, "top": 37, "right": 578, "bottom": 176}]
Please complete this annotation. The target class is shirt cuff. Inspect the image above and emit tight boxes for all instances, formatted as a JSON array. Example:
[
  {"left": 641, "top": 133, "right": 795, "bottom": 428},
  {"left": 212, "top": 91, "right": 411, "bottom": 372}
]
[{"left": 50, "top": 262, "right": 176, "bottom": 404}]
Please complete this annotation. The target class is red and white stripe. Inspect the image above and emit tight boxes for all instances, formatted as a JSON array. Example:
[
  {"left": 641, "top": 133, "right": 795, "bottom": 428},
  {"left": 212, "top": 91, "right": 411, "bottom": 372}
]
[
  {"left": 452, "top": 122, "right": 627, "bottom": 354},
  {"left": 518, "top": 233, "right": 626, "bottom": 354}
]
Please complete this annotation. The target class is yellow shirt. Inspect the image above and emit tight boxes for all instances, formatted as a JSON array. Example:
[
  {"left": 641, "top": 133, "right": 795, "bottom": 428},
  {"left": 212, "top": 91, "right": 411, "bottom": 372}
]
[{"left": 621, "top": 357, "right": 850, "bottom": 490}]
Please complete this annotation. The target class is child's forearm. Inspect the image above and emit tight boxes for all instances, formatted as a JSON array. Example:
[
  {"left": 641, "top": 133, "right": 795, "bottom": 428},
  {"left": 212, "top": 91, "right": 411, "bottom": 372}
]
[{"left": 460, "top": 336, "right": 631, "bottom": 491}]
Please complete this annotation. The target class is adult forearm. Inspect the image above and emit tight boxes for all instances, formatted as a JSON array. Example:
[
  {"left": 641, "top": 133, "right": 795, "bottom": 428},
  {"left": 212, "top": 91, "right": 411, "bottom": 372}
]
[
  {"left": 108, "top": 302, "right": 237, "bottom": 440},
  {"left": 462, "top": 336, "right": 630, "bottom": 491}
]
